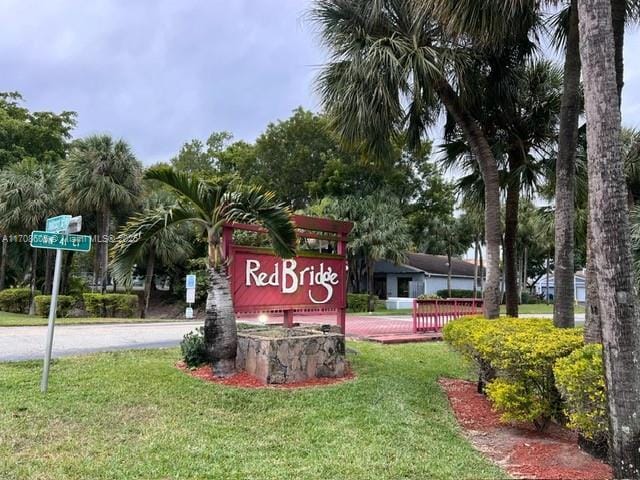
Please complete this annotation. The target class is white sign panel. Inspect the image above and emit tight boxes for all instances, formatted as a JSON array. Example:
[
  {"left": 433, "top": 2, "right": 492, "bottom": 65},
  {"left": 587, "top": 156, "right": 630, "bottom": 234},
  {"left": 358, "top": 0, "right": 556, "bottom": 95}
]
[
  {"left": 186, "top": 274, "right": 197, "bottom": 289},
  {"left": 186, "top": 288, "right": 195, "bottom": 304}
]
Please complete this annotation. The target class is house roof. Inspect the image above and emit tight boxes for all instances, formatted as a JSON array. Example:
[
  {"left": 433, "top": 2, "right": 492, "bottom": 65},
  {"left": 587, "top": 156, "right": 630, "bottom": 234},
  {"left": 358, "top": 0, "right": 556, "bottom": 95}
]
[{"left": 375, "top": 253, "right": 483, "bottom": 277}]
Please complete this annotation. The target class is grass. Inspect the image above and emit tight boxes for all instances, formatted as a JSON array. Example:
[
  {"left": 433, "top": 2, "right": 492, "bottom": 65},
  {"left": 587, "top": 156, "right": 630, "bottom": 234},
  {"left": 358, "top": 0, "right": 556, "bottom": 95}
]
[
  {"left": 500, "top": 303, "right": 585, "bottom": 315},
  {"left": 0, "top": 311, "right": 187, "bottom": 327},
  {"left": 0, "top": 343, "right": 505, "bottom": 480}
]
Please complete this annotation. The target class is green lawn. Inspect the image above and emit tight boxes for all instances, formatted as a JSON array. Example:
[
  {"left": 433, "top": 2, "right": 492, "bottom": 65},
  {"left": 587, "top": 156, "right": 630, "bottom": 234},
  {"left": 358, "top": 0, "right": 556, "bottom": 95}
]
[
  {"left": 0, "top": 311, "right": 185, "bottom": 327},
  {"left": 0, "top": 343, "right": 504, "bottom": 480},
  {"left": 500, "top": 303, "right": 585, "bottom": 315}
]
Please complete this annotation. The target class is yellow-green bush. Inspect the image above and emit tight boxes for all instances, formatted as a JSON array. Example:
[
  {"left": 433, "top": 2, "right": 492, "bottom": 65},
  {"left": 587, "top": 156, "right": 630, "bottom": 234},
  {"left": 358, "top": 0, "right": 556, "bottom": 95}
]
[
  {"left": 34, "top": 295, "right": 76, "bottom": 318},
  {"left": 554, "top": 344, "right": 607, "bottom": 441},
  {"left": 444, "top": 316, "right": 584, "bottom": 429}
]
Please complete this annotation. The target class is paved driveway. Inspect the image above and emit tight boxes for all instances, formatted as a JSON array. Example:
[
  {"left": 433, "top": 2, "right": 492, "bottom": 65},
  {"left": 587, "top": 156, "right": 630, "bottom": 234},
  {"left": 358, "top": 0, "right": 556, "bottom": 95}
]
[{"left": 0, "top": 321, "right": 202, "bottom": 362}]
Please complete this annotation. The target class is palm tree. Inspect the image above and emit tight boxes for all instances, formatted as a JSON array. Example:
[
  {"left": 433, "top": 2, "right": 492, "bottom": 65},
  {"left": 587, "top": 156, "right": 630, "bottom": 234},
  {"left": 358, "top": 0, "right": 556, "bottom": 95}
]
[
  {"left": 310, "top": 0, "right": 528, "bottom": 317},
  {"left": 59, "top": 135, "right": 143, "bottom": 293},
  {"left": 111, "top": 190, "right": 193, "bottom": 318},
  {"left": 578, "top": 0, "right": 640, "bottom": 474},
  {"left": 0, "top": 159, "right": 59, "bottom": 313},
  {"left": 441, "top": 60, "right": 562, "bottom": 316},
  {"left": 110, "top": 166, "right": 296, "bottom": 376}
]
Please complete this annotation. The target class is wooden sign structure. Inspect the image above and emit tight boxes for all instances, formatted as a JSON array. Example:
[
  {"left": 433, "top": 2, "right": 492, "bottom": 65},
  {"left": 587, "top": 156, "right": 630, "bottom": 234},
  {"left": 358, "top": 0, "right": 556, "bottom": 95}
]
[{"left": 223, "top": 215, "right": 353, "bottom": 333}]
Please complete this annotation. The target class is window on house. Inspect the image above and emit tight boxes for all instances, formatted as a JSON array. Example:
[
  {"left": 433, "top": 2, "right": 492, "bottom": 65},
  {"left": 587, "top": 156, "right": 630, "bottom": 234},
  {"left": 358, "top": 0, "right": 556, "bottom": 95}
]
[{"left": 397, "top": 277, "right": 412, "bottom": 297}]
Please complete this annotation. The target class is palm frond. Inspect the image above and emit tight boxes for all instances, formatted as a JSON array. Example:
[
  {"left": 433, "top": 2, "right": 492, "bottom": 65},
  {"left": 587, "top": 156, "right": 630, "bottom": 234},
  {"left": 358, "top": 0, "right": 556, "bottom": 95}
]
[{"left": 222, "top": 187, "right": 297, "bottom": 258}]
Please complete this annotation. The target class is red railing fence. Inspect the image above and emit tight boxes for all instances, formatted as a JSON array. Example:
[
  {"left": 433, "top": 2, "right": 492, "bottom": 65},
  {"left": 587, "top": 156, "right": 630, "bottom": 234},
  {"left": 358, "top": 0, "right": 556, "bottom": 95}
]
[{"left": 412, "top": 298, "right": 483, "bottom": 333}]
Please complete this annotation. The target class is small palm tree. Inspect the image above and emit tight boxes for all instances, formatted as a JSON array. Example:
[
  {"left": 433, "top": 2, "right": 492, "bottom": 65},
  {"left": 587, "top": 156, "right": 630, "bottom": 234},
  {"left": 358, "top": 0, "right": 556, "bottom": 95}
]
[
  {"left": 0, "top": 159, "right": 59, "bottom": 312},
  {"left": 111, "top": 166, "right": 296, "bottom": 376},
  {"left": 59, "top": 135, "right": 143, "bottom": 293},
  {"left": 111, "top": 190, "right": 194, "bottom": 318}
]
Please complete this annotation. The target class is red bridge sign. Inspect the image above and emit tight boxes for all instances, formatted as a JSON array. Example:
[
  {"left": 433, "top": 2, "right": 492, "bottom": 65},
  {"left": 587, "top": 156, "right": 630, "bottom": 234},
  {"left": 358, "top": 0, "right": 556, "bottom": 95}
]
[{"left": 223, "top": 215, "right": 353, "bottom": 332}]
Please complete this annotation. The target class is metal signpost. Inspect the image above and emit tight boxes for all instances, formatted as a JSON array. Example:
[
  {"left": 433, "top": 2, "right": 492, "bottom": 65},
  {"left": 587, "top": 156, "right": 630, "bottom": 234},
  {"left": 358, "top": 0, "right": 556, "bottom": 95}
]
[
  {"left": 185, "top": 274, "right": 196, "bottom": 319},
  {"left": 31, "top": 215, "right": 90, "bottom": 393}
]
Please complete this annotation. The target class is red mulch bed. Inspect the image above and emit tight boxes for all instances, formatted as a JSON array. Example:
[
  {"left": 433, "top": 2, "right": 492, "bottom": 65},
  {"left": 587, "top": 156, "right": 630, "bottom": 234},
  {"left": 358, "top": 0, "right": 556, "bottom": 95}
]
[
  {"left": 176, "top": 361, "right": 355, "bottom": 389},
  {"left": 439, "top": 378, "right": 612, "bottom": 480}
]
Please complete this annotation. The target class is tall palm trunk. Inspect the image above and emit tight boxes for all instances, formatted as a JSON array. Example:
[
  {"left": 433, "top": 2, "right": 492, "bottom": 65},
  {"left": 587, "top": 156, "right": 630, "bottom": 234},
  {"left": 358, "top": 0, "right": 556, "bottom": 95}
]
[
  {"left": 0, "top": 235, "right": 7, "bottom": 291},
  {"left": 29, "top": 249, "right": 38, "bottom": 315},
  {"left": 61, "top": 251, "right": 74, "bottom": 295},
  {"left": 578, "top": 0, "right": 640, "bottom": 475},
  {"left": 447, "top": 251, "right": 452, "bottom": 298},
  {"left": 545, "top": 253, "right": 550, "bottom": 304},
  {"left": 584, "top": 219, "right": 602, "bottom": 342},
  {"left": 367, "top": 257, "right": 375, "bottom": 311},
  {"left": 100, "top": 208, "right": 111, "bottom": 294},
  {"left": 141, "top": 246, "right": 156, "bottom": 319},
  {"left": 473, "top": 236, "right": 479, "bottom": 300},
  {"left": 204, "top": 266, "right": 238, "bottom": 377},
  {"left": 44, "top": 250, "right": 53, "bottom": 295},
  {"left": 553, "top": 0, "right": 580, "bottom": 328},
  {"left": 435, "top": 80, "right": 502, "bottom": 318},
  {"left": 584, "top": 0, "right": 625, "bottom": 341},
  {"left": 522, "top": 245, "right": 528, "bottom": 299},
  {"left": 505, "top": 150, "right": 522, "bottom": 317}
]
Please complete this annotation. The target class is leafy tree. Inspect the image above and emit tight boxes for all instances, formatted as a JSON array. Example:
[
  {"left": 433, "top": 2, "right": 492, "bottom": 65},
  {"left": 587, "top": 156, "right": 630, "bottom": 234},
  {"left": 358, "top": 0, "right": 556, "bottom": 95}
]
[
  {"left": 110, "top": 166, "right": 296, "bottom": 376},
  {"left": 59, "top": 135, "right": 143, "bottom": 293},
  {"left": 171, "top": 131, "right": 233, "bottom": 175},
  {"left": 0, "top": 92, "right": 76, "bottom": 169},
  {"left": 578, "top": 0, "right": 640, "bottom": 474},
  {"left": 0, "top": 159, "right": 59, "bottom": 312},
  {"left": 251, "top": 107, "right": 343, "bottom": 209}
]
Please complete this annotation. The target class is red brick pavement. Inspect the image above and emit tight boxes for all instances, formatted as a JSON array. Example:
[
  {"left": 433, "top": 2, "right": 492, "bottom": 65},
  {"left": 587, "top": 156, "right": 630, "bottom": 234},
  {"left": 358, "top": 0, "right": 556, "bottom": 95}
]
[{"left": 237, "top": 312, "right": 442, "bottom": 343}]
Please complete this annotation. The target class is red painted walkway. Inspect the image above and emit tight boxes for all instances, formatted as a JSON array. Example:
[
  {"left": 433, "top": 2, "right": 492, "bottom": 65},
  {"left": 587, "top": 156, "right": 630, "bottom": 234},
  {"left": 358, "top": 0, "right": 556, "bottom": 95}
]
[{"left": 238, "top": 312, "right": 442, "bottom": 344}]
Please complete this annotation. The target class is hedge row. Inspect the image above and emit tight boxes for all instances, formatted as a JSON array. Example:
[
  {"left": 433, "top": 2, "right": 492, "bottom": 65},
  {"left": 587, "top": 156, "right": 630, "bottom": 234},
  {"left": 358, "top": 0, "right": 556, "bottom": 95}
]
[
  {"left": 34, "top": 295, "right": 76, "bottom": 318},
  {"left": 435, "top": 289, "right": 477, "bottom": 298},
  {"left": 443, "top": 316, "right": 605, "bottom": 440},
  {"left": 346, "top": 293, "right": 384, "bottom": 312},
  {"left": 0, "top": 288, "right": 40, "bottom": 313},
  {"left": 82, "top": 293, "right": 138, "bottom": 318}
]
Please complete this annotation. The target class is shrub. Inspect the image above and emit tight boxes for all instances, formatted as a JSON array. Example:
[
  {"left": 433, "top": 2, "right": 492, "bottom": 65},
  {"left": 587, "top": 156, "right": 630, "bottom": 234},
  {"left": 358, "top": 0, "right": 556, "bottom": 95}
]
[
  {"left": 347, "top": 293, "right": 383, "bottom": 312},
  {"left": 82, "top": 293, "right": 139, "bottom": 317},
  {"left": 34, "top": 295, "right": 76, "bottom": 318},
  {"left": 0, "top": 288, "right": 39, "bottom": 313},
  {"left": 67, "top": 276, "right": 89, "bottom": 299},
  {"left": 436, "top": 289, "right": 477, "bottom": 298},
  {"left": 554, "top": 344, "right": 607, "bottom": 441},
  {"left": 181, "top": 327, "right": 207, "bottom": 367},
  {"left": 444, "top": 316, "right": 583, "bottom": 428},
  {"left": 416, "top": 293, "right": 442, "bottom": 300}
]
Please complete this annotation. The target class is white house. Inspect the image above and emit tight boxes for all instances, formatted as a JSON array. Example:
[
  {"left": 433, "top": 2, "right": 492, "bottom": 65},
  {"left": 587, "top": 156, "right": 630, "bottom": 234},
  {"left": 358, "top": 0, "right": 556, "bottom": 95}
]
[
  {"left": 374, "top": 253, "right": 482, "bottom": 309},
  {"left": 534, "top": 272, "right": 586, "bottom": 303}
]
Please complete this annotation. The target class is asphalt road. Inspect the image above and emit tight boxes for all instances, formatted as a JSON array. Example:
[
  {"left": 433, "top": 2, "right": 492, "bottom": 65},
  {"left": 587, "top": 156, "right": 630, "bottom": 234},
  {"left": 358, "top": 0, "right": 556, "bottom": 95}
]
[
  {"left": 0, "top": 313, "right": 586, "bottom": 362},
  {"left": 0, "top": 321, "right": 203, "bottom": 362}
]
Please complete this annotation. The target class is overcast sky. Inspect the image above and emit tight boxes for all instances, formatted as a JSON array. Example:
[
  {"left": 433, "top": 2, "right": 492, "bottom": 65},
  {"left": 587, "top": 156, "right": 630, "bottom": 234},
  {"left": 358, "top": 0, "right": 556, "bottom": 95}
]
[{"left": 1, "top": 0, "right": 639, "bottom": 165}]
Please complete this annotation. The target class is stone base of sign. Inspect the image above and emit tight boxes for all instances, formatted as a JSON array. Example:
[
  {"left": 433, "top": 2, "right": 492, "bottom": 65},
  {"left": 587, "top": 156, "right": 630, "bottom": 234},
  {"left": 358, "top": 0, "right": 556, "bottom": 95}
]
[{"left": 236, "top": 327, "right": 346, "bottom": 384}]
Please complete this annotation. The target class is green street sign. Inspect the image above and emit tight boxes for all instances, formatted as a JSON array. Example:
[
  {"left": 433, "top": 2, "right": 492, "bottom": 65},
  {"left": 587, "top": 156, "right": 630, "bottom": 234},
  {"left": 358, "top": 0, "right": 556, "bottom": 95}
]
[
  {"left": 46, "top": 215, "right": 72, "bottom": 233},
  {"left": 30, "top": 231, "right": 92, "bottom": 252}
]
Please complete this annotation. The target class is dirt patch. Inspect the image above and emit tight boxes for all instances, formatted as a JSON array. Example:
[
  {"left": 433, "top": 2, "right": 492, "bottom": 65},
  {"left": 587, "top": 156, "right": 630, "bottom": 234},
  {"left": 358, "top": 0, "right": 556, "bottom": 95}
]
[
  {"left": 439, "top": 378, "right": 612, "bottom": 480},
  {"left": 176, "top": 361, "right": 355, "bottom": 389}
]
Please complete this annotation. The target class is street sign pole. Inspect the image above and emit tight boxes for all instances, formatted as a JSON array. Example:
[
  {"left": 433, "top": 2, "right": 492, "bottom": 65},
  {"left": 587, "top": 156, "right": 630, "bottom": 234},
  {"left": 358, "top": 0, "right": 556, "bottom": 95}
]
[
  {"left": 36, "top": 214, "right": 89, "bottom": 393},
  {"left": 40, "top": 246, "right": 63, "bottom": 393}
]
